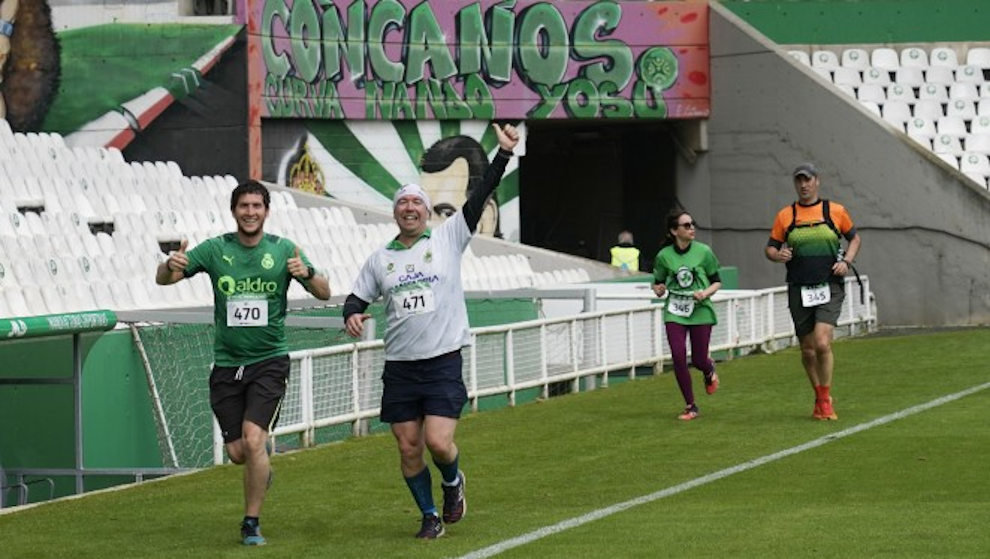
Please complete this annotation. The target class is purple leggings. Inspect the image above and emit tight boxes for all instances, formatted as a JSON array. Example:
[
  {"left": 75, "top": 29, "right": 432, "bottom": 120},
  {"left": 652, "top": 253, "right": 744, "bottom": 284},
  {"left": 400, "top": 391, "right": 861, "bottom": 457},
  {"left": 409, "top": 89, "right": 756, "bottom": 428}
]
[{"left": 664, "top": 322, "right": 715, "bottom": 406}]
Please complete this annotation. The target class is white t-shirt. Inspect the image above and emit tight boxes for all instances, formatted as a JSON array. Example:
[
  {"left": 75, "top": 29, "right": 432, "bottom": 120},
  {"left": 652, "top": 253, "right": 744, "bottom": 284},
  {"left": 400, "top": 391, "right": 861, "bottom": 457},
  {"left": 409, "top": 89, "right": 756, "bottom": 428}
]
[{"left": 351, "top": 213, "right": 473, "bottom": 361}]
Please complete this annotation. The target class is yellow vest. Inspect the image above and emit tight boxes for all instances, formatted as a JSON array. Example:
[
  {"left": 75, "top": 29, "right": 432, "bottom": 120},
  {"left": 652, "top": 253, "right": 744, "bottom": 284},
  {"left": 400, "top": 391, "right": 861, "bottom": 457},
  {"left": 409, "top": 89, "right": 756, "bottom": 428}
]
[{"left": 610, "top": 246, "right": 640, "bottom": 272}]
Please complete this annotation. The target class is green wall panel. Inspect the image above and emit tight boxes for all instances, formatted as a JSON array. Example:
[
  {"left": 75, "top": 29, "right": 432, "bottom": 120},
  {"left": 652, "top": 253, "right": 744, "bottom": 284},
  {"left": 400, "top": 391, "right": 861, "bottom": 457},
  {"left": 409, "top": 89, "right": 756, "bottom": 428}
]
[{"left": 721, "top": 0, "right": 990, "bottom": 44}]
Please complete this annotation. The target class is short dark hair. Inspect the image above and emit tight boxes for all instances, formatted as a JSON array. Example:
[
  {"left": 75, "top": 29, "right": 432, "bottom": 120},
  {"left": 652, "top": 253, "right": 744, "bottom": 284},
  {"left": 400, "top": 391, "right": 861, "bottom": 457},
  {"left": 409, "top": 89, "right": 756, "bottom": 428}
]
[{"left": 230, "top": 180, "right": 270, "bottom": 211}]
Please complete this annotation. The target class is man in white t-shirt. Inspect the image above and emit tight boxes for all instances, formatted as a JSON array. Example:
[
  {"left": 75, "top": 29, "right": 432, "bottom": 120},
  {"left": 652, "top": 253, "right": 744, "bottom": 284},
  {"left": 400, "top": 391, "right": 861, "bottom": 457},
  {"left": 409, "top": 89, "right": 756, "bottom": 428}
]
[{"left": 343, "top": 123, "right": 519, "bottom": 539}]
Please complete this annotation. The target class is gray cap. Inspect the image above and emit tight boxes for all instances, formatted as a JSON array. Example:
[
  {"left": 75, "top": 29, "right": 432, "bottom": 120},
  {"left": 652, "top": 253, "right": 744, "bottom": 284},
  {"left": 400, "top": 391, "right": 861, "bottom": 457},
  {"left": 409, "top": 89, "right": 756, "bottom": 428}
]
[{"left": 793, "top": 163, "right": 819, "bottom": 178}]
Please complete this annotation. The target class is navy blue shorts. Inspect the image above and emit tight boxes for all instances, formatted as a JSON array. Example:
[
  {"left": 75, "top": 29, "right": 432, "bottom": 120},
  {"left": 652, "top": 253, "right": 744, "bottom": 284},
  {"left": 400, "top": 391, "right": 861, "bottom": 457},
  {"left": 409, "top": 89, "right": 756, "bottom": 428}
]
[{"left": 380, "top": 350, "right": 468, "bottom": 423}]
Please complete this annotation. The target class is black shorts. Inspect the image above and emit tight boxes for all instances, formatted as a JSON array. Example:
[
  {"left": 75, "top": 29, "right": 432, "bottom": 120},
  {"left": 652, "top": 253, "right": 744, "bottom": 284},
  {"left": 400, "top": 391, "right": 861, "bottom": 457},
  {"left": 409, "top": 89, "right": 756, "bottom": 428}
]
[
  {"left": 380, "top": 350, "right": 468, "bottom": 423},
  {"left": 787, "top": 283, "right": 845, "bottom": 338},
  {"left": 209, "top": 354, "right": 289, "bottom": 443}
]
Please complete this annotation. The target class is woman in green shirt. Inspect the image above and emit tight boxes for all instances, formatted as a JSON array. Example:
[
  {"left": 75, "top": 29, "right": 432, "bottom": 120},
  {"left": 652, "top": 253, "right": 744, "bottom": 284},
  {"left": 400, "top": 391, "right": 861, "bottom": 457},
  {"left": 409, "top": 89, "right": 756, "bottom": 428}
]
[{"left": 652, "top": 210, "right": 722, "bottom": 420}]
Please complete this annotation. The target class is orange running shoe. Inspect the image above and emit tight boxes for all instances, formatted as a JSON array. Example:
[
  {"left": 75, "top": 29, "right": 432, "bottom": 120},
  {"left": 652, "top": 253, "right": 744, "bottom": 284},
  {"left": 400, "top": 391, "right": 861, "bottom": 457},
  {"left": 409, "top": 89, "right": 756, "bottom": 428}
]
[
  {"left": 704, "top": 371, "right": 719, "bottom": 395},
  {"left": 812, "top": 399, "right": 824, "bottom": 419},
  {"left": 818, "top": 396, "right": 838, "bottom": 420},
  {"left": 678, "top": 404, "right": 699, "bottom": 421}
]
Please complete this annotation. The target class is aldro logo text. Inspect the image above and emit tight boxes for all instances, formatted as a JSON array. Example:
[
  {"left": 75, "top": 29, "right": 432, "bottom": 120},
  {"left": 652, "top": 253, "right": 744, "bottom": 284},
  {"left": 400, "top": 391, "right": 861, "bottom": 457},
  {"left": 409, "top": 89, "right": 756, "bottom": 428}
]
[{"left": 218, "top": 275, "right": 279, "bottom": 296}]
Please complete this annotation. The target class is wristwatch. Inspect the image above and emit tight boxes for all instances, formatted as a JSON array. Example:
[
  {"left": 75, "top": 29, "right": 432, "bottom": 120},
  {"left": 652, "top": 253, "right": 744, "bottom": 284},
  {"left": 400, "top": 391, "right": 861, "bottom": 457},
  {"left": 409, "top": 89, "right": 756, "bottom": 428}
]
[
  {"left": 0, "top": 20, "right": 14, "bottom": 38},
  {"left": 303, "top": 265, "right": 315, "bottom": 280}
]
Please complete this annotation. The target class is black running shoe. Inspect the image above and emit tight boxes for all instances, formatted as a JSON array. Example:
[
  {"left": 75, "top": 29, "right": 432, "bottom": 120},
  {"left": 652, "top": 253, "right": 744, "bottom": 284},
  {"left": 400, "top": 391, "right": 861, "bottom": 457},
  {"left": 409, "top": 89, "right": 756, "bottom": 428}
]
[
  {"left": 441, "top": 471, "right": 466, "bottom": 524},
  {"left": 415, "top": 513, "right": 445, "bottom": 539}
]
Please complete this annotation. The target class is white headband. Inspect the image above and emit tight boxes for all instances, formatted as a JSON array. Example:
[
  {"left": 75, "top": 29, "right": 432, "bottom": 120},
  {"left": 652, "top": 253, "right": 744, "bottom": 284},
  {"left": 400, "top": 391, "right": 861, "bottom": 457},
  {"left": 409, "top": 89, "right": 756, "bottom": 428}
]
[{"left": 393, "top": 183, "right": 432, "bottom": 213}]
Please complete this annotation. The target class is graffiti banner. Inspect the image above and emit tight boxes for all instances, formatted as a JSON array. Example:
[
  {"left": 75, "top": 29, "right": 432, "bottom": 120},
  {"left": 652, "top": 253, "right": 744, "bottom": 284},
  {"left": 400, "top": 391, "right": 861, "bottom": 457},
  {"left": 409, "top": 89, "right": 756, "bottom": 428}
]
[{"left": 250, "top": 0, "right": 709, "bottom": 120}]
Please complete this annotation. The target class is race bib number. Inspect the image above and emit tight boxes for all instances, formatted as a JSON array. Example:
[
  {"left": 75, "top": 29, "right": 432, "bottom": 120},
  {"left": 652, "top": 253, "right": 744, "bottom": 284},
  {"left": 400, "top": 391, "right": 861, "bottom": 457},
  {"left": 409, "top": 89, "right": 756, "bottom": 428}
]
[
  {"left": 801, "top": 284, "right": 831, "bottom": 308},
  {"left": 396, "top": 287, "right": 435, "bottom": 318},
  {"left": 668, "top": 294, "right": 695, "bottom": 317},
  {"left": 227, "top": 299, "right": 269, "bottom": 327}
]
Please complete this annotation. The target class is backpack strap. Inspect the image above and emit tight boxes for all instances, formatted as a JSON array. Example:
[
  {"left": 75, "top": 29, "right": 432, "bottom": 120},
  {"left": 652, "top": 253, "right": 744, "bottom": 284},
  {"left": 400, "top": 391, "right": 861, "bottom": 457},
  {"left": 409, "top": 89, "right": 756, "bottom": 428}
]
[{"left": 821, "top": 199, "right": 842, "bottom": 238}]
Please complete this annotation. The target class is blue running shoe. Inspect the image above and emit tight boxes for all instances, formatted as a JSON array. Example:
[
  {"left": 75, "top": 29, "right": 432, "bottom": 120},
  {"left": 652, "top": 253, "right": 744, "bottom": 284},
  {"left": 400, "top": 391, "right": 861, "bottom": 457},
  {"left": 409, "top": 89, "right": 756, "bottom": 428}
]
[{"left": 241, "top": 519, "right": 266, "bottom": 546}]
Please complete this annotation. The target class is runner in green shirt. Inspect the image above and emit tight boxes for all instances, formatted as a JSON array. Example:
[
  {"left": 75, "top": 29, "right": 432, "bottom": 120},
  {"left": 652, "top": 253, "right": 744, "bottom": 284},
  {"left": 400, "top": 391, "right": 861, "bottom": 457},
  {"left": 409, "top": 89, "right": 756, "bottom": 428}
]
[
  {"left": 156, "top": 180, "right": 330, "bottom": 546},
  {"left": 652, "top": 209, "right": 722, "bottom": 421}
]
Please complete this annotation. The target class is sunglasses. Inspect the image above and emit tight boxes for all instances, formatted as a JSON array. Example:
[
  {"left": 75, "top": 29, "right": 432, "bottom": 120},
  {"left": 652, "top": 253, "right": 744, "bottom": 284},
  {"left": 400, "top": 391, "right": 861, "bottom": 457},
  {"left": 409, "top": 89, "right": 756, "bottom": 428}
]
[{"left": 677, "top": 221, "right": 696, "bottom": 229}]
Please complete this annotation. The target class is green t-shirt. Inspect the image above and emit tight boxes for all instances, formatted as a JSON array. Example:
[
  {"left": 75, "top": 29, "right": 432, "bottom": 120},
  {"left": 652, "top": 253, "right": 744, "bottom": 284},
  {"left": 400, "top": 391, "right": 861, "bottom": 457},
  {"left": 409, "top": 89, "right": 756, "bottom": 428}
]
[
  {"left": 652, "top": 241, "right": 720, "bottom": 326},
  {"left": 184, "top": 233, "right": 312, "bottom": 366}
]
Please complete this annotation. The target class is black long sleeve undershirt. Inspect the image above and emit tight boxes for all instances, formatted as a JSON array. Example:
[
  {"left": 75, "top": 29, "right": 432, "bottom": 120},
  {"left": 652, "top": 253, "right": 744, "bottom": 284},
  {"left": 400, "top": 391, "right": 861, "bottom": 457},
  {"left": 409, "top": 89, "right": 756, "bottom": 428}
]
[
  {"left": 462, "top": 148, "right": 513, "bottom": 233},
  {"left": 342, "top": 293, "right": 370, "bottom": 321}
]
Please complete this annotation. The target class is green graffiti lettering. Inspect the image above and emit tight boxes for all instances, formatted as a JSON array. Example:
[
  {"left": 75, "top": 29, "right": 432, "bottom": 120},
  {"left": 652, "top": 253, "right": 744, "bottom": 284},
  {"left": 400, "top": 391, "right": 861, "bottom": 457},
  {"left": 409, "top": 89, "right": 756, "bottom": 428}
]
[
  {"left": 633, "top": 80, "right": 667, "bottom": 118},
  {"left": 573, "top": 1, "right": 632, "bottom": 90},
  {"left": 442, "top": 80, "right": 472, "bottom": 118},
  {"left": 598, "top": 81, "right": 633, "bottom": 117},
  {"left": 415, "top": 78, "right": 448, "bottom": 119},
  {"left": 564, "top": 78, "right": 598, "bottom": 118},
  {"left": 264, "top": 73, "right": 287, "bottom": 116},
  {"left": 292, "top": 78, "right": 310, "bottom": 117},
  {"left": 527, "top": 82, "right": 567, "bottom": 118},
  {"left": 458, "top": 2, "right": 514, "bottom": 82},
  {"left": 289, "top": 0, "right": 322, "bottom": 83},
  {"left": 393, "top": 82, "right": 415, "bottom": 119},
  {"left": 262, "top": 0, "right": 291, "bottom": 81},
  {"left": 321, "top": 0, "right": 366, "bottom": 82},
  {"left": 367, "top": 0, "right": 405, "bottom": 83},
  {"left": 516, "top": 3, "right": 569, "bottom": 87},
  {"left": 405, "top": 2, "right": 457, "bottom": 84},
  {"left": 463, "top": 74, "right": 494, "bottom": 119}
]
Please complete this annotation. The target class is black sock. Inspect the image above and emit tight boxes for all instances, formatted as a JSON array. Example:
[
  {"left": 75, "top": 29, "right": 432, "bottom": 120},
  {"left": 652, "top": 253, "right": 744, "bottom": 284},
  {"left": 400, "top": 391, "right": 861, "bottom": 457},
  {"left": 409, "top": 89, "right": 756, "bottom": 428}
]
[{"left": 243, "top": 516, "right": 259, "bottom": 526}]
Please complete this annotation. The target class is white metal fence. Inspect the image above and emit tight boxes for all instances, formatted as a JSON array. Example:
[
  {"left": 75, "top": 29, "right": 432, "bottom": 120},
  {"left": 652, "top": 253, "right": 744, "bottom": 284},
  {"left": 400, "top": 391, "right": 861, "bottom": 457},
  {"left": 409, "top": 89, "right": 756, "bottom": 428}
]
[{"left": 214, "top": 277, "right": 875, "bottom": 463}]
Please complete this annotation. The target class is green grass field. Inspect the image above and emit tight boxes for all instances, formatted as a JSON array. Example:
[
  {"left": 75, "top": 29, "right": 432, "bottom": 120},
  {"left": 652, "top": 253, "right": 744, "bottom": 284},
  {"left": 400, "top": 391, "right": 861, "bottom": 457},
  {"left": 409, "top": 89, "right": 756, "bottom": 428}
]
[{"left": 2, "top": 329, "right": 988, "bottom": 558}]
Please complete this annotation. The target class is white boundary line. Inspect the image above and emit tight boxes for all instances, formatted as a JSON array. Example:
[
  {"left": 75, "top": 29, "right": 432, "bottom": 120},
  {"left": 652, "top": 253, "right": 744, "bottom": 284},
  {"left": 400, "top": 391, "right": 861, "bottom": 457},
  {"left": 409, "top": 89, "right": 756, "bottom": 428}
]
[{"left": 454, "top": 381, "right": 990, "bottom": 559}]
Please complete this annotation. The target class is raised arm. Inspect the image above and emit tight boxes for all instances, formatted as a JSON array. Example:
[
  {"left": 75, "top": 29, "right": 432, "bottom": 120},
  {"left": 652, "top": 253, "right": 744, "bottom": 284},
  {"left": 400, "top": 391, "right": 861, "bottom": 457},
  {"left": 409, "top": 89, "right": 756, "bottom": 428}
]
[{"left": 462, "top": 123, "right": 519, "bottom": 233}]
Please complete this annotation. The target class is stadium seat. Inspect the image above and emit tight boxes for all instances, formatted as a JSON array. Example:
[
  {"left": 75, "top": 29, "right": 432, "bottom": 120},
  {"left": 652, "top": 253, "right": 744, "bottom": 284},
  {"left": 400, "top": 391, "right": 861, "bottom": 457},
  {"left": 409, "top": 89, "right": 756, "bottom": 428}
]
[
  {"left": 933, "top": 134, "right": 964, "bottom": 156},
  {"left": 946, "top": 99, "right": 976, "bottom": 119},
  {"left": 972, "top": 115, "right": 990, "bottom": 134},
  {"left": 900, "top": 47, "right": 929, "bottom": 69},
  {"left": 924, "top": 66, "right": 955, "bottom": 86},
  {"left": 4, "top": 286, "right": 31, "bottom": 316},
  {"left": 918, "top": 83, "right": 948, "bottom": 102},
  {"left": 882, "top": 101, "right": 912, "bottom": 129},
  {"left": 913, "top": 100, "right": 944, "bottom": 121},
  {"left": 832, "top": 67, "right": 862, "bottom": 87},
  {"left": 841, "top": 48, "right": 870, "bottom": 70},
  {"left": 948, "top": 83, "right": 979, "bottom": 101},
  {"left": 930, "top": 47, "right": 959, "bottom": 68},
  {"left": 810, "top": 66, "right": 832, "bottom": 83},
  {"left": 859, "top": 101, "right": 881, "bottom": 117},
  {"left": 886, "top": 83, "right": 917, "bottom": 104},
  {"left": 955, "top": 65, "right": 983, "bottom": 83},
  {"left": 856, "top": 84, "right": 886, "bottom": 104},
  {"left": 959, "top": 152, "right": 990, "bottom": 175},
  {"left": 812, "top": 50, "right": 840, "bottom": 70},
  {"left": 981, "top": 86, "right": 990, "bottom": 101},
  {"left": 862, "top": 67, "right": 891, "bottom": 85},
  {"left": 966, "top": 47, "right": 990, "bottom": 68},
  {"left": 787, "top": 50, "right": 811, "bottom": 66},
  {"left": 935, "top": 152, "right": 959, "bottom": 169},
  {"left": 871, "top": 47, "right": 900, "bottom": 71},
  {"left": 936, "top": 116, "right": 968, "bottom": 138},
  {"left": 965, "top": 134, "right": 990, "bottom": 155},
  {"left": 907, "top": 117, "right": 936, "bottom": 141},
  {"left": 835, "top": 84, "right": 856, "bottom": 98}
]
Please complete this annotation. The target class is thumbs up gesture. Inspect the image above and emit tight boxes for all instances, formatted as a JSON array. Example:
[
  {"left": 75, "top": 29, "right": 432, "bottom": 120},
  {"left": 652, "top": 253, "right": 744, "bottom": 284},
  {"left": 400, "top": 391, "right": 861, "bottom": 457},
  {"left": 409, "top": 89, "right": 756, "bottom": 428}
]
[
  {"left": 493, "top": 122, "right": 520, "bottom": 152},
  {"left": 288, "top": 246, "right": 308, "bottom": 279},
  {"left": 167, "top": 239, "right": 189, "bottom": 272}
]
